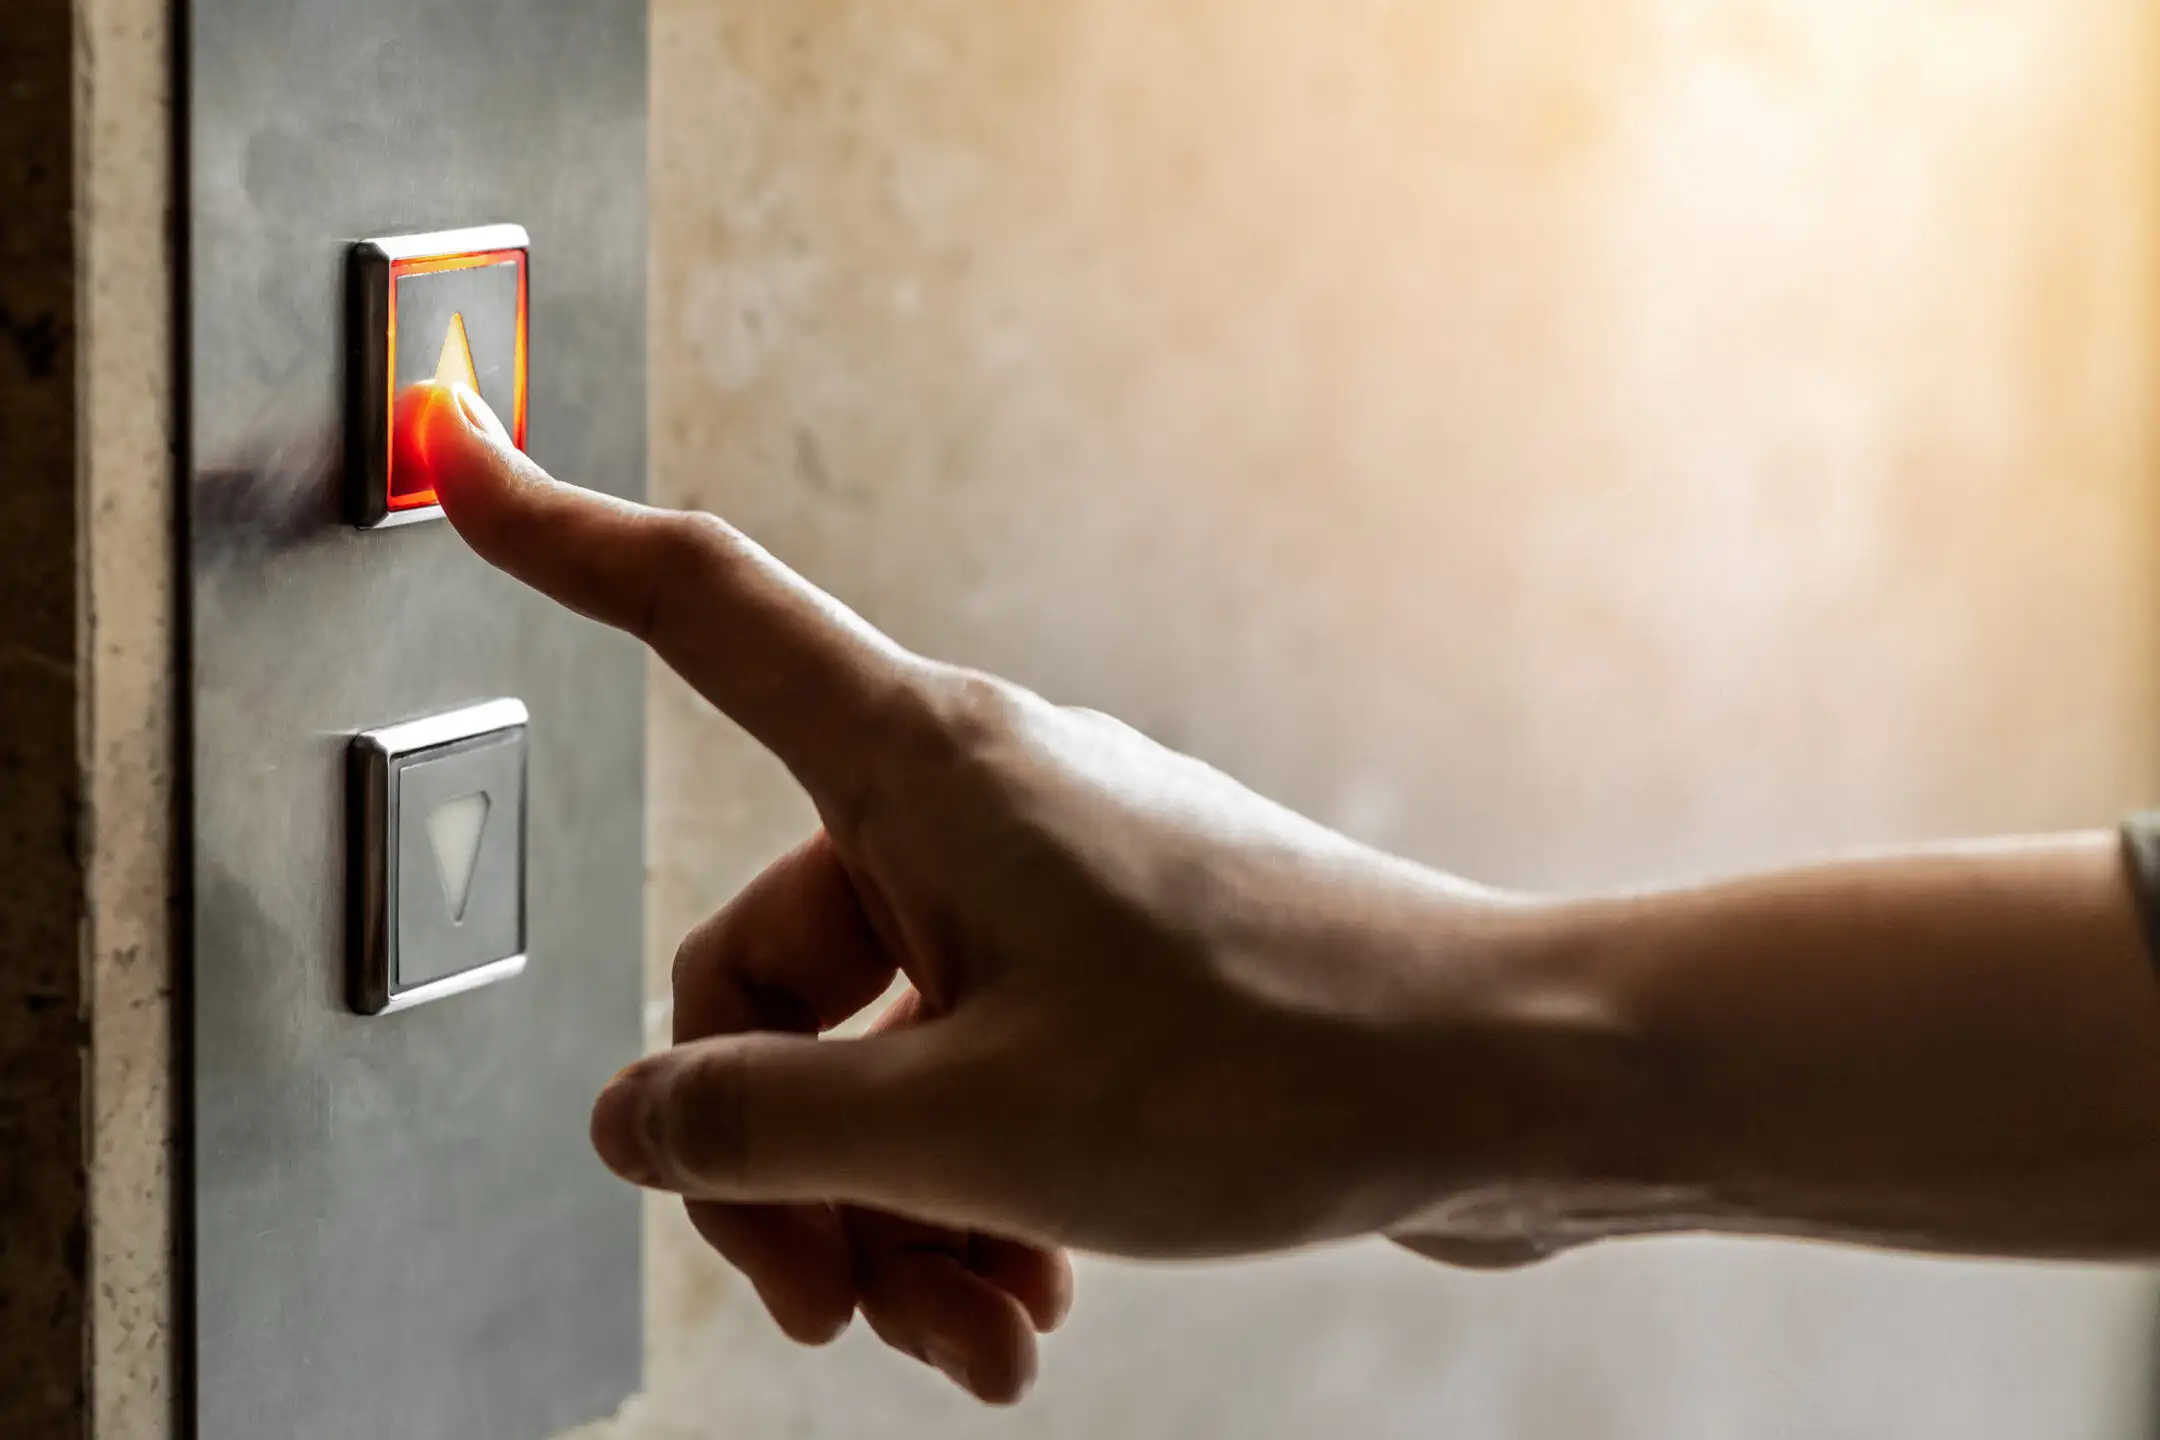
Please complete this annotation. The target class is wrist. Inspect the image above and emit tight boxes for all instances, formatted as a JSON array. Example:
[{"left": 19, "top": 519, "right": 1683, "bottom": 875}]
[{"left": 1380, "top": 890, "right": 1705, "bottom": 1258}]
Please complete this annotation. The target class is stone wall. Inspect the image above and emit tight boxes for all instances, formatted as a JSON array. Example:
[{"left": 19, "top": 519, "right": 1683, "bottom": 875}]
[
  {"left": 79, "top": 0, "right": 179, "bottom": 1433},
  {"left": 0, "top": 3, "right": 181, "bottom": 1436}
]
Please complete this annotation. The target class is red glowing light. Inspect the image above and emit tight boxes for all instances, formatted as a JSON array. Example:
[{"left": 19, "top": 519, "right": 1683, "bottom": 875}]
[{"left": 383, "top": 247, "right": 529, "bottom": 510}]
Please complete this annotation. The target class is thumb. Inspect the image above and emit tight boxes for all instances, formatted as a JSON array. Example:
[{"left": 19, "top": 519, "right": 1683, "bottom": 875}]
[
  {"left": 404, "top": 380, "right": 925, "bottom": 792},
  {"left": 590, "top": 1028, "right": 987, "bottom": 1218}
]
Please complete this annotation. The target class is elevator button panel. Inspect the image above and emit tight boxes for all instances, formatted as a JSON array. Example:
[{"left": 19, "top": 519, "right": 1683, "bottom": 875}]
[
  {"left": 349, "top": 699, "right": 529, "bottom": 1014},
  {"left": 347, "top": 224, "right": 530, "bottom": 529}
]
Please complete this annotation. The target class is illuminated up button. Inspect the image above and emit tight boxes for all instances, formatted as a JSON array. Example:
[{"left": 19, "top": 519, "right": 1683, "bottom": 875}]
[{"left": 346, "top": 224, "right": 530, "bottom": 529}]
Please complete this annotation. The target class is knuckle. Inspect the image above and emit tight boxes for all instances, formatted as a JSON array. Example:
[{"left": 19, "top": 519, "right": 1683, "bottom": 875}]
[
  {"left": 848, "top": 667, "right": 1082, "bottom": 852},
  {"left": 1068, "top": 705, "right": 1148, "bottom": 746},
  {"left": 845, "top": 664, "right": 1022, "bottom": 785},
  {"left": 637, "top": 510, "right": 742, "bottom": 641},
  {"left": 649, "top": 506, "right": 736, "bottom": 556},
  {"left": 659, "top": 1044, "right": 751, "bottom": 1189},
  {"left": 669, "top": 903, "right": 737, "bottom": 993},
  {"left": 926, "top": 668, "right": 1036, "bottom": 757},
  {"left": 668, "top": 924, "right": 710, "bottom": 993},
  {"left": 828, "top": 665, "right": 1065, "bottom": 854},
  {"left": 859, "top": 669, "right": 1037, "bottom": 820}
]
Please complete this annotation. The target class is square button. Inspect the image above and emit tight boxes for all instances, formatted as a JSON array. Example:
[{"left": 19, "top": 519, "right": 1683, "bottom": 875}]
[
  {"left": 350, "top": 699, "right": 529, "bottom": 1015},
  {"left": 346, "top": 224, "right": 530, "bottom": 529}
]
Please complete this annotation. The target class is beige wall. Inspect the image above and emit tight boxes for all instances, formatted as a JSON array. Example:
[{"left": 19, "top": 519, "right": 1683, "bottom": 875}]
[
  {"left": 79, "top": 0, "right": 180, "bottom": 1433},
  {"left": 608, "top": 1, "right": 2160, "bottom": 1436}
]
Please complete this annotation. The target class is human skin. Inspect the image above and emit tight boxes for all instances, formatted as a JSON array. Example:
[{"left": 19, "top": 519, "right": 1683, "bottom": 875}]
[{"left": 405, "top": 380, "right": 2160, "bottom": 1405}]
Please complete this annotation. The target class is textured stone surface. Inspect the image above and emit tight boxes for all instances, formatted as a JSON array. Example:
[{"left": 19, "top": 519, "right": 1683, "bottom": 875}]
[
  {"left": 0, "top": 3, "right": 179, "bottom": 1438},
  {"left": 0, "top": 2, "right": 86, "bottom": 1437},
  {"left": 585, "top": 2, "right": 2160, "bottom": 1437},
  {"left": 80, "top": 0, "right": 179, "bottom": 1435}
]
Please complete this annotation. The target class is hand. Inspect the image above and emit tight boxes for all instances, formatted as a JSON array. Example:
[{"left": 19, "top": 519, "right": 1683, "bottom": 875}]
[{"left": 408, "top": 382, "right": 1591, "bottom": 1402}]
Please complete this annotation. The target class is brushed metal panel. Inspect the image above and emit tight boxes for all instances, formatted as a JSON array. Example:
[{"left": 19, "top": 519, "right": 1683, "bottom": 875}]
[{"left": 185, "top": 1, "right": 646, "bottom": 1435}]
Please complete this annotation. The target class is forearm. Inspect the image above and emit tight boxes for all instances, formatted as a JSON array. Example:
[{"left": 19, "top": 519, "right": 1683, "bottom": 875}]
[{"left": 1491, "top": 832, "right": 2160, "bottom": 1259}]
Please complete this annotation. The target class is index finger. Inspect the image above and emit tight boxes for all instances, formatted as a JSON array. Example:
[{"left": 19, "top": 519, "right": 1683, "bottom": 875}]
[{"left": 407, "top": 381, "right": 922, "bottom": 791}]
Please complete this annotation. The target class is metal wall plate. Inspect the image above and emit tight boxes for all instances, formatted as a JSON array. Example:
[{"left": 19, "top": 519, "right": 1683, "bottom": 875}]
[
  {"left": 186, "top": 2, "right": 646, "bottom": 1436},
  {"left": 347, "top": 224, "right": 530, "bottom": 529}
]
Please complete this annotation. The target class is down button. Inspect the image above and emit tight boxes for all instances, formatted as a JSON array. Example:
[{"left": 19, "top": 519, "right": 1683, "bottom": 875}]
[{"left": 349, "top": 698, "right": 529, "bottom": 1016}]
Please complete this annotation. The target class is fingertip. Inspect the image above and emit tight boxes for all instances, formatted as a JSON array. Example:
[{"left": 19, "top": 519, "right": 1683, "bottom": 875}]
[
  {"left": 403, "top": 379, "right": 518, "bottom": 533},
  {"left": 748, "top": 1266, "right": 856, "bottom": 1351},
  {"left": 967, "top": 1237, "right": 1074, "bottom": 1334},
  {"left": 788, "top": 1303, "right": 856, "bottom": 1348},
  {"left": 858, "top": 1248, "right": 1041, "bottom": 1406},
  {"left": 684, "top": 1200, "right": 859, "bottom": 1348},
  {"left": 951, "top": 1296, "right": 1038, "bottom": 1407},
  {"left": 961, "top": 1325, "right": 1038, "bottom": 1407},
  {"left": 402, "top": 377, "right": 506, "bottom": 456},
  {"left": 450, "top": 381, "right": 513, "bottom": 445},
  {"left": 1036, "top": 1266, "right": 1075, "bottom": 1335}
]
